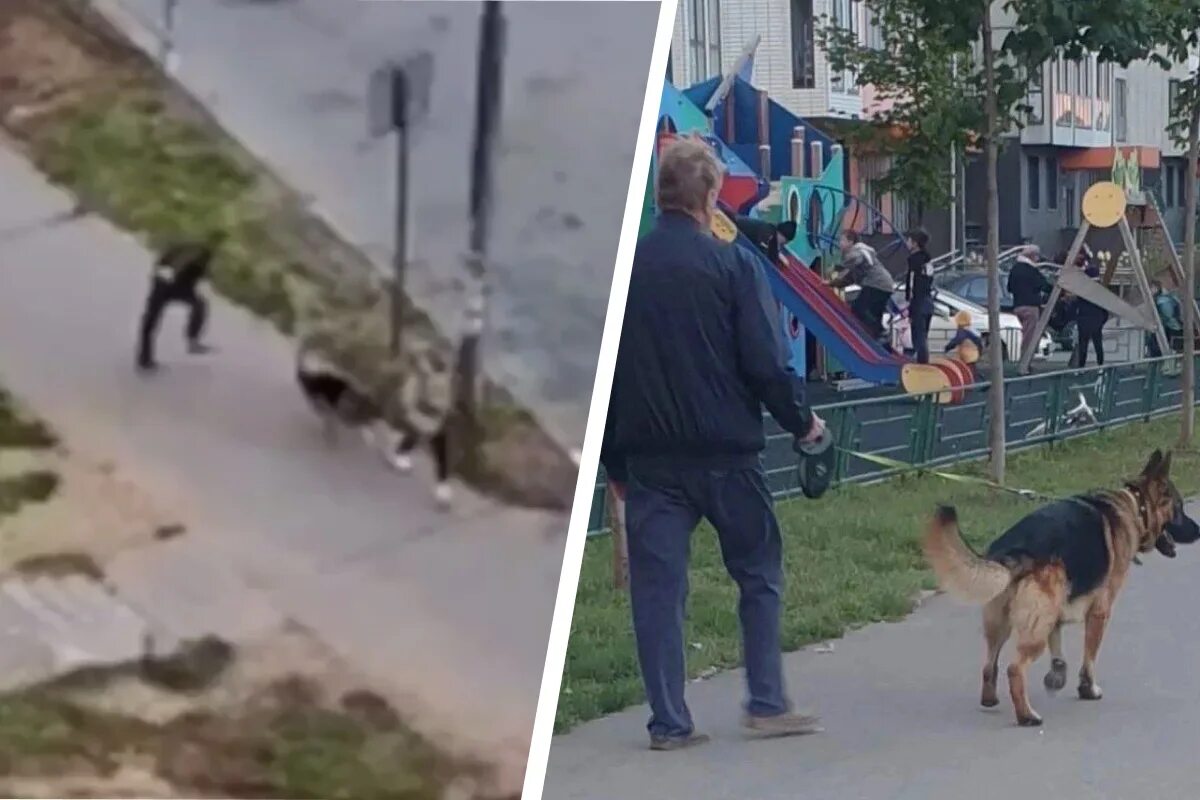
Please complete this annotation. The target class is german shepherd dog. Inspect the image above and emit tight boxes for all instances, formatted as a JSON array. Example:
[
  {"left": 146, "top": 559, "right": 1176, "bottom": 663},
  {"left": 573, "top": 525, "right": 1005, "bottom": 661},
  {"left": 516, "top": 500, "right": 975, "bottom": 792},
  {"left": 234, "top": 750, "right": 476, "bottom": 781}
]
[{"left": 924, "top": 450, "right": 1200, "bottom": 726}]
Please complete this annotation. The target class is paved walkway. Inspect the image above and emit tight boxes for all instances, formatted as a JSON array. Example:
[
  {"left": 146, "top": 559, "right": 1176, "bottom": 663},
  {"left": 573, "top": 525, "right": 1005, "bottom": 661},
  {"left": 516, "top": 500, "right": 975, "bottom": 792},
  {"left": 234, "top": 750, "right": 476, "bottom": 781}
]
[
  {"left": 0, "top": 139, "right": 564, "bottom": 781},
  {"left": 546, "top": 501, "right": 1200, "bottom": 800},
  {"left": 94, "top": 0, "right": 660, "bottom": 453}
]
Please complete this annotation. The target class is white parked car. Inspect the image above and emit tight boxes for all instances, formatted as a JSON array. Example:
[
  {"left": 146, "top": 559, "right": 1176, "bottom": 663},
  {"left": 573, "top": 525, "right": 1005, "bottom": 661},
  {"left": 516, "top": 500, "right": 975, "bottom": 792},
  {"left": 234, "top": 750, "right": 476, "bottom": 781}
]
[{"left": 843, "top": 284, "right": 1053, "bottom": 362}]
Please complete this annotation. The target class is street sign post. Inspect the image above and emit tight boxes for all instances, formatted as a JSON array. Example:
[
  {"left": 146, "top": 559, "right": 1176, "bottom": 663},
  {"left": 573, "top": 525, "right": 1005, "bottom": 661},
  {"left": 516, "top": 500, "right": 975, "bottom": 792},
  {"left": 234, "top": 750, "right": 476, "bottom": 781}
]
[{"left": 368, "top": 52, "right": 433, "bottom": 355}]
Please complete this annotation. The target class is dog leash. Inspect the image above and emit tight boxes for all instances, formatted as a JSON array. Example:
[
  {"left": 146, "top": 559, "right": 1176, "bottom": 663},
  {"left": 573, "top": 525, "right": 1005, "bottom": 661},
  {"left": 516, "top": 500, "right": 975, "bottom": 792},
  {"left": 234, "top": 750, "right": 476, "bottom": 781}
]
[{"left": 838, "top": 448, "right": 1060, "bottom": 502}]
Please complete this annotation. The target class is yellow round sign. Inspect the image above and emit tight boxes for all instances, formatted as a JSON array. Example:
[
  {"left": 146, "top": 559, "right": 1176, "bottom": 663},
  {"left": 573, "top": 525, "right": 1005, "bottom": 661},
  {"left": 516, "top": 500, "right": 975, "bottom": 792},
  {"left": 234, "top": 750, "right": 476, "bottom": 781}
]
[{"left": 1082, "top": 181, "right": 1127, "bottom": 229}]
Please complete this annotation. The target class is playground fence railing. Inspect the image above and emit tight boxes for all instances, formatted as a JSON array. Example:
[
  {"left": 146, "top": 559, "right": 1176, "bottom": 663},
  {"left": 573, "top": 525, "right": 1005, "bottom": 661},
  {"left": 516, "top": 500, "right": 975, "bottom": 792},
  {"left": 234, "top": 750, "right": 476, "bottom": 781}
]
[{"left": 585, "top": 355, "right": 1198, "bottom": 536}]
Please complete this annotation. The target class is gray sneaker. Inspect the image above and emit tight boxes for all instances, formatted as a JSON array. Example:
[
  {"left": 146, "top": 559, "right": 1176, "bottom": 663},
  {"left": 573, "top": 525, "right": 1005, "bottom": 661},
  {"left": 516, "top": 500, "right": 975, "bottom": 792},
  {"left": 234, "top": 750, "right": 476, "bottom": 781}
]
[
  {"left": 649, "top": 731, "right": 711, "bottom": 751},
  {"left": 743, "top": 711, "right": 822, "bottom": 738}
]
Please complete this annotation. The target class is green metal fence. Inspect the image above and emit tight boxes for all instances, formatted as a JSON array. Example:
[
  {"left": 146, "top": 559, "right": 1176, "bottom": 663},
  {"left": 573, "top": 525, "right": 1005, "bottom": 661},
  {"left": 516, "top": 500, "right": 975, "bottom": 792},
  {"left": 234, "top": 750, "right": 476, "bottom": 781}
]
[{"left": 587, "top": 356, "right": 1197, "bottom": 535}]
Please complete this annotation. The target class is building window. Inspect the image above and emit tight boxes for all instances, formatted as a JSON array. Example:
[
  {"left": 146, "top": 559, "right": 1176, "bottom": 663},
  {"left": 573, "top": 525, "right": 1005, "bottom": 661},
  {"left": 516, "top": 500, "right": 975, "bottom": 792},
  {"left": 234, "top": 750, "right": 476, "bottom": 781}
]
[
  {"left": 1064, "top": 177, "right": 1077, "bottom": 226},
  {"left": 707, "top": 0, "right": 721, "bottom": 78},
  {"left": 830, "top": 0, "right": 847, "bottom": 93},
  {"left": 1114, "top": 77, "right": 1127, "bottom": 142},
  {"left": 687, "top": 0, "right": 722, "bottom": 82},
  {"left": 790, "top": 0, "right": 815, "bottom": 89},
  {"left": 1046, "top": 157, "right": 1058, "bottom": 209},
  {"left": 1179, "top": 164, "right": 1188, "bottom": 208},
  {"left": 1096, "top": 63, "right": 1110, "bottom": 131},
  {"left": 1170, "top": 79, "right": 1182, "bottom": 118},
  {"left": 1028, "top": 154, "right": 1041, "bottom": 210},
  {"left": 1166, "top": 165, "right": 1176, "bottom": 207},
  {"left": 1026, "top": 64, "right": 1044, "bottom": 125}
]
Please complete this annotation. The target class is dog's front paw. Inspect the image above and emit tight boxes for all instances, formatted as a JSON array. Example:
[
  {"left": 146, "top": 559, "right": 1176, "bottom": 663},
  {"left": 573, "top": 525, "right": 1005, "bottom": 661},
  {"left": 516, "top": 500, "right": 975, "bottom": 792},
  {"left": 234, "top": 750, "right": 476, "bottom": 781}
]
[{"left": 1044, "top": 659, "right": 1068, "bottom": 693}]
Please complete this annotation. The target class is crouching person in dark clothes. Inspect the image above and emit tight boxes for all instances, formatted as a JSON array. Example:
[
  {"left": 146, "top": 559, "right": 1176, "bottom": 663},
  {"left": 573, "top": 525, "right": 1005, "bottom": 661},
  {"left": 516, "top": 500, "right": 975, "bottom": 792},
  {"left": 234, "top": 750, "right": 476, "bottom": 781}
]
[
  {"left": 137, "top": 234, "right": 223, "bottom": 371},
  {"left": 734, "top": 214, "right": 799, "bottom": 265},
  {"left": 608, "top": 137, "right": 827, "bottom": 751}
]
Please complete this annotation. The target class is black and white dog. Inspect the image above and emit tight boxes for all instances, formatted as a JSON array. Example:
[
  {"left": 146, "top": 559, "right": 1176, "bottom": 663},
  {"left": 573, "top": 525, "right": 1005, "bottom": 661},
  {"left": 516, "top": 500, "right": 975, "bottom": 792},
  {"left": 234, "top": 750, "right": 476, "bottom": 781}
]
[{"left": 295, "top": 342, "right": 453, "bottom": 508}]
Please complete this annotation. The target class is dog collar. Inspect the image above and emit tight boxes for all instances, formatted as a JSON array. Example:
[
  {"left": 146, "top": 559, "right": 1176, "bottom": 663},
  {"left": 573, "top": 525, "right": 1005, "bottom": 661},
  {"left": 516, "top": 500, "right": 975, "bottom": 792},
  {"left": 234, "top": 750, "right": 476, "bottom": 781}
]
[{"left": 1123, "top": 483, "right": 1152, "bottom": 536}]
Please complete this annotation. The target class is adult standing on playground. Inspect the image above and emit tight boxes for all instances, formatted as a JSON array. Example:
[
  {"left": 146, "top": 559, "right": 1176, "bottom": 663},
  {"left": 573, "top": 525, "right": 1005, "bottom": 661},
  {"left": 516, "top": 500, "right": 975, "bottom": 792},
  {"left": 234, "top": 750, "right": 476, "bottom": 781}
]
[
  {"left": 1071, "top": 262, "right": 1110, "bottom": 368},
  {"left": 605, "top": 137, "right": 826, "bottom": 751},
  {"left": 904, "top": 228, "right": 935, "bottom": 363},
  {"left": 1007, "top": 244, "right": 1050, "bottom": 352},
  {"left": 829, "top": 230, "right": 894, "bottom": 342}
]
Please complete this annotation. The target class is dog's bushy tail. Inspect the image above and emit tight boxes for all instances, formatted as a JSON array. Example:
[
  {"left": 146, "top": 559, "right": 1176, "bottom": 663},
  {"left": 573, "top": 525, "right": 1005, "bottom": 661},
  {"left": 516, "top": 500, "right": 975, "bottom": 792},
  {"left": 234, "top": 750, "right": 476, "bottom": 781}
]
[{"left": 923, "top": 506, "right": 1011, "bottom": 604}]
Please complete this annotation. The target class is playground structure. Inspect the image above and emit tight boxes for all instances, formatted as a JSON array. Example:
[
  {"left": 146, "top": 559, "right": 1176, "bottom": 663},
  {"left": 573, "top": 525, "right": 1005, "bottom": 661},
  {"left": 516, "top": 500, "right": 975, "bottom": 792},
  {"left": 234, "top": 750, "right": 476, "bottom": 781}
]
[
  {"left": 648, "top": 79, "right": 982, "bottom": 402},
  {"left": 1016, "top": 180, "right": 1175, "bottom": 373}
]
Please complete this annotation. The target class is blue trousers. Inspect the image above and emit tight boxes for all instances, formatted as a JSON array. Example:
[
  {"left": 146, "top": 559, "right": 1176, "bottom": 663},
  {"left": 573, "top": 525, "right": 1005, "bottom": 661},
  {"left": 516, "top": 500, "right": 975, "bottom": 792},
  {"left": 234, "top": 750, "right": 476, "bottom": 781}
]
[{"left": 625, "top": 455, "right": 789, "bottom": 738}]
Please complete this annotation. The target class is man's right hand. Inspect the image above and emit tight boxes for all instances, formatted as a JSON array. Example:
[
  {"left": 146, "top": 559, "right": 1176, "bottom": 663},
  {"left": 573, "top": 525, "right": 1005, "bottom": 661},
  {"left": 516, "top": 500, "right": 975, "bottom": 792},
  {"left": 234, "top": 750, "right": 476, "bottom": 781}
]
[{"left": 798, "top": 412, "right": 826, "bottom": 445}]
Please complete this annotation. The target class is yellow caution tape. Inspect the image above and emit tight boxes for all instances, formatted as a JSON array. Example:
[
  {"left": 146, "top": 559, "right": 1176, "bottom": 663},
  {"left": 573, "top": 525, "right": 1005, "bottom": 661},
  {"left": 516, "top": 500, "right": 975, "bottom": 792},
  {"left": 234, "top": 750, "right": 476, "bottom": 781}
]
[{"left": 841, "top": 449, "right": 1050, "bottom": 501}]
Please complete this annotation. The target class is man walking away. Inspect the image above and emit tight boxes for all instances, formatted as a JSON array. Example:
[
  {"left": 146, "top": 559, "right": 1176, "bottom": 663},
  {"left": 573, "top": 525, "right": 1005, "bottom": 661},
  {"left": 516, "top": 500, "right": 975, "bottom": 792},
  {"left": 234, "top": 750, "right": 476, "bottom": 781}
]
[
  {"left": 1007, "top": 244, "right": 1050, "bottom": 350},
  {"left": 609, "top": 137, "right": 827, "bottom": 751},
  {"left": 904, "top": 228, "right": 935, "bottom": 363},
  {"left": 829, "top": 230, "right": 894, "bottom": 342},
  {"left": 1071, "top": 263, "right": 1109, "bottom": 368},
  {"left": 137, "top": 233, "right": 223, "bottom": 371}
]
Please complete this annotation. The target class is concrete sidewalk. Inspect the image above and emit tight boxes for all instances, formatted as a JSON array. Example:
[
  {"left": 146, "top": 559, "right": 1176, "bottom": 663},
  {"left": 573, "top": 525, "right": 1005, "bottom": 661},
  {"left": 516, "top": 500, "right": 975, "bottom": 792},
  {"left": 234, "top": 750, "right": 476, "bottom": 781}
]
[
  {"left": 0, "top": 138, "right": 564, "bottom": 782},
  {"left": 545, "top": 501, "right": 1200, "bottom": 800}
]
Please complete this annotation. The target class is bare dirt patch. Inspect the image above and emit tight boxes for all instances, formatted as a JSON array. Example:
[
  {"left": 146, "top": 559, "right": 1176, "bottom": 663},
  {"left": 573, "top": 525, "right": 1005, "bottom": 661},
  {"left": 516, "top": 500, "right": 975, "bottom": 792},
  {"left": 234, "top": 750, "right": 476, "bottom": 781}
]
[{"left": 0, "top": 625, "right": 520, "bottom": 799}]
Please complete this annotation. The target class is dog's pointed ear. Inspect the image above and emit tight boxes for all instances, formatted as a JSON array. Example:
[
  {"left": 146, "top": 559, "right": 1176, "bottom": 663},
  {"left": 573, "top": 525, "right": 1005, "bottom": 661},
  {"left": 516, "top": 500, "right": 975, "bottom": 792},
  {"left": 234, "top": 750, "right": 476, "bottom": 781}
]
[
  {"left": 1161, "top": 450, "right": 1173, "bottom": 477},
  {"left": 1142, "top": 449, "right": 1164, "bottom": 479}
]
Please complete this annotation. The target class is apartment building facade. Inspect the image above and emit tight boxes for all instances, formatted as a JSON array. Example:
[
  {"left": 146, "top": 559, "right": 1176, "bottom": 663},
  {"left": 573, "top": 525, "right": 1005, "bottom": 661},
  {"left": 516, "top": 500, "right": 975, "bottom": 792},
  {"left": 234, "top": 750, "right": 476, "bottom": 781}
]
[
  {"left": 966, "top": 50, "right": 1196, "bottom": 256},
  {"left": 669, "top": 0, "right": 1197, "bottom": 256}
]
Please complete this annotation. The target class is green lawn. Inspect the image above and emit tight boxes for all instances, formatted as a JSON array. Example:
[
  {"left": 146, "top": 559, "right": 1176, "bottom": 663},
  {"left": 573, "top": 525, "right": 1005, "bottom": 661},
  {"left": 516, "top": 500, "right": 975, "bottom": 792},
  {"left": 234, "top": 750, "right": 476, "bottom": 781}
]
[{"left": 557, "top": 413, "right": 1200, "bottom": 732}]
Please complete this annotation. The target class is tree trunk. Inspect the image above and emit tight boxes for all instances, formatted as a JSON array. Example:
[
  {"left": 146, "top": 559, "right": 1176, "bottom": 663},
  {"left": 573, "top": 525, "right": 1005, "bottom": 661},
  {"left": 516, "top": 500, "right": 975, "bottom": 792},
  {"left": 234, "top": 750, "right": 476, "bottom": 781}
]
[
  {"left": 981, "top": 8, "right": 1006, "bottom": 483},
  {"left": 1182, "top": 84, "right": 1199, "bottom": 448}
]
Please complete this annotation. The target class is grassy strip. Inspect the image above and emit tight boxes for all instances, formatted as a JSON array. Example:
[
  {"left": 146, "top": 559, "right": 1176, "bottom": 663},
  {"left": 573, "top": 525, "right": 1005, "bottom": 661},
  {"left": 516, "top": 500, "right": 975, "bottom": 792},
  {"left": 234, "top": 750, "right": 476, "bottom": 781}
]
[
  {"left": 557, "top": 413, "right": 1200, "bottom": 732},
  {"left": 0, "top": 681, "right": 489, "bottom": 799},
  {"left": 0, "top": 472, "right": 59, "bottom": 518},
  {"left": 0, "top": 389, "right": 56, "bottom": 449},
  {"left": 35, "top": 89, "right": 302, "bottom": 333}
]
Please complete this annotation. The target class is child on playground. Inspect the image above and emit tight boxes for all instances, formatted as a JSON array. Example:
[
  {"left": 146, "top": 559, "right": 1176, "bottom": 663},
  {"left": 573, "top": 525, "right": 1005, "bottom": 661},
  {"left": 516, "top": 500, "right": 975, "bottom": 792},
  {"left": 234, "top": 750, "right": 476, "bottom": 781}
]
[{"left": 945, "top": 311, "right": 982, "bottom": 366}]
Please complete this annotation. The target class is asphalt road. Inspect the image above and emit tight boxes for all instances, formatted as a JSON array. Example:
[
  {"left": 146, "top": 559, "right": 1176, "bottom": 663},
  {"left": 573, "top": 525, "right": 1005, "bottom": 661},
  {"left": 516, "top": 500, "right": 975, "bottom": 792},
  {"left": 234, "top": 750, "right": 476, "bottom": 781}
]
[
  {"left": 545, "top": 499, "right": 1200, "bottom": 800},
  {"left": 0, "top": 138, "right": 565, "bottom": 787},
  {"left": 96, "top": 0, "right": 661, "bottom": 453}
]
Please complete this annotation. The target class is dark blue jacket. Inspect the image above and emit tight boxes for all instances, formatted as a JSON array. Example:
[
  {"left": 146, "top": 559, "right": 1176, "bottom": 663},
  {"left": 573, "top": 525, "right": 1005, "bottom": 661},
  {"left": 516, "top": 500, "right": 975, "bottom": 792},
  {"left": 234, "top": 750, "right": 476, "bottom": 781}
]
[{"left": 602, "top": 212, "right": 814, "bottom": 473}]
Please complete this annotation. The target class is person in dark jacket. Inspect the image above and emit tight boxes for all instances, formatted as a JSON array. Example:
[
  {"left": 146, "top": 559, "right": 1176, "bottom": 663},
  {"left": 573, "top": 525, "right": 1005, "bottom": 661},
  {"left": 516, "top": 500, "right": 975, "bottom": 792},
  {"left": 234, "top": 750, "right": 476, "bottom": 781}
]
[
  {"left": 735, "top": 215, "right": 799, "bottom": 265},
  {"left": 1071, "top": 262, "right": 1109, "bottom": 368},
  {"left": 1006, "top": 245, "right": 1050, "bottom": 350},
  {"left": 829, "top": 230, "right": 894, "bottom": 342},
  {"left": 136, "top": 234, "right": 223, "bottom": 371},
  {"left": 904, "top": 228, "right": 935, "bottom": 363},
  {"left": 605, "top": 137, "right": 826, "bottom": 751}
]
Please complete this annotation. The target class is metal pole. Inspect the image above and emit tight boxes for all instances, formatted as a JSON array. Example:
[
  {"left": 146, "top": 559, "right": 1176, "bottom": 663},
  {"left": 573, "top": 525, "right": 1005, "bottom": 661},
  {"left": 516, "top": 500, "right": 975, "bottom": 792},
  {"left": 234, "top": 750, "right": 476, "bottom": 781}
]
[
  {"left": 391, "top": 123, "right": 409, "bottom": 356},
  {"left": 161, "top": 0, "right": 179, "bottom": 73},
  {"left": 460, "top": 0, "right": 505, "bottom": 416}
]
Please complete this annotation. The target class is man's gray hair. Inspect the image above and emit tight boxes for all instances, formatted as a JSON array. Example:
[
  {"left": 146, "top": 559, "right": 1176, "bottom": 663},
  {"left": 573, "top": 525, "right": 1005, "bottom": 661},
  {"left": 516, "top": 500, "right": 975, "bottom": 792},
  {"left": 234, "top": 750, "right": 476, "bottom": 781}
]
[{"left": 656, "top": 137, "right": 726, "bottom": 216}]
